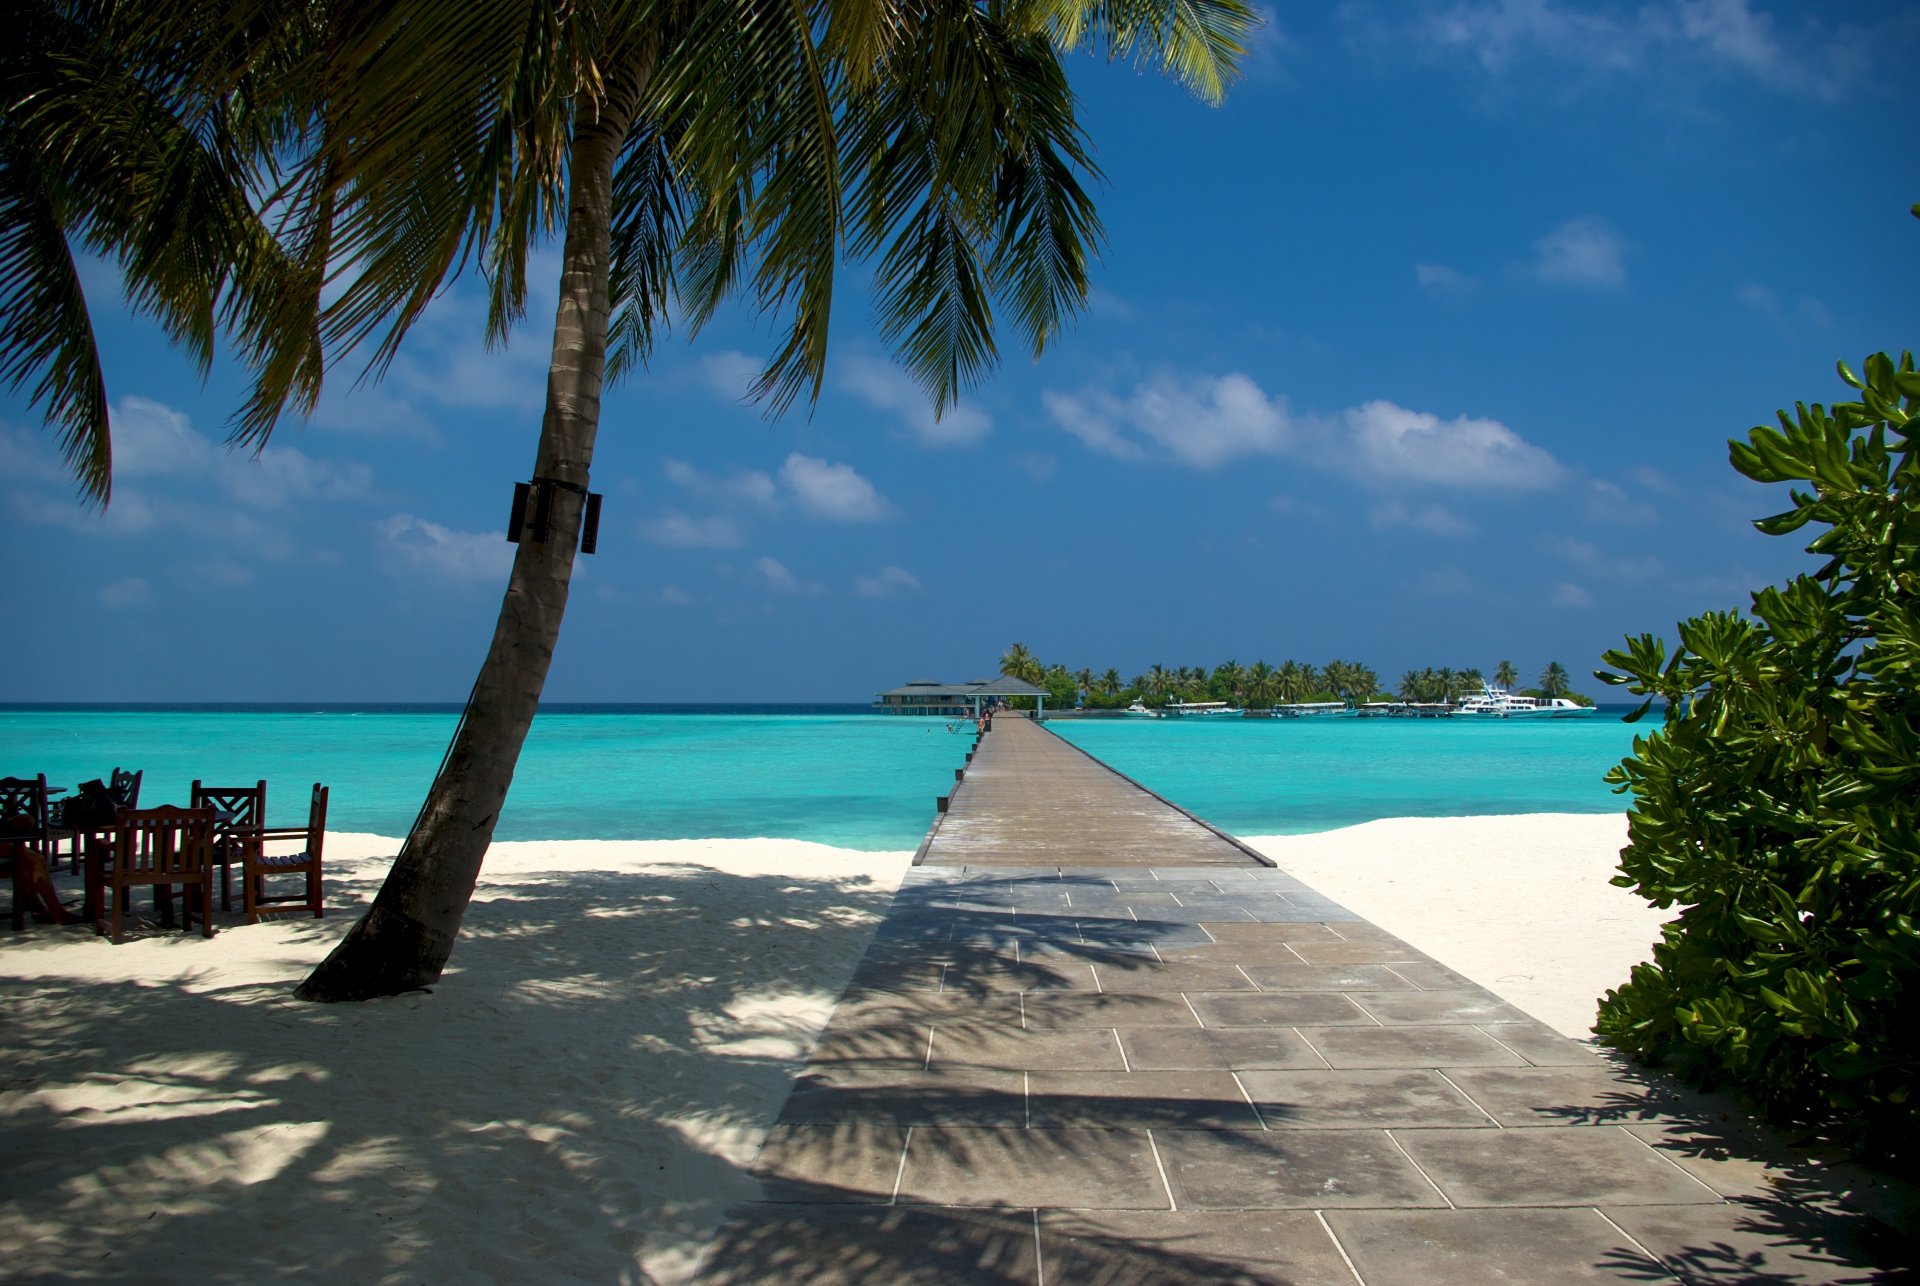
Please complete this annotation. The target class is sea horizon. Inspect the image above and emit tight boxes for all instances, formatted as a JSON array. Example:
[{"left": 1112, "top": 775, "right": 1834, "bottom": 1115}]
[{"left": 6, "top": 703, "right": 1651, "bottom": 850}]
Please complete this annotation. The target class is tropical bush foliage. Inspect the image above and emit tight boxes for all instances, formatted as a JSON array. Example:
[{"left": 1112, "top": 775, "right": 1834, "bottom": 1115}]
[{"left": 1594, "top": 352, "right": 1919, "bottom": 1161}]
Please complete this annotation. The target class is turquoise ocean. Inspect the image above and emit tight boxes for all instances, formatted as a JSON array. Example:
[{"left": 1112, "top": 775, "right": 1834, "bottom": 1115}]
[{"left": 1, "top": 705, "right": 1650, "bottom": 851}]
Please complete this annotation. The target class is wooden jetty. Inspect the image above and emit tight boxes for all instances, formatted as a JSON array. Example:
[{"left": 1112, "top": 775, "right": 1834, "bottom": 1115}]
[{"left": 919, "top": 713, "right": 1267, "bottom": 868}]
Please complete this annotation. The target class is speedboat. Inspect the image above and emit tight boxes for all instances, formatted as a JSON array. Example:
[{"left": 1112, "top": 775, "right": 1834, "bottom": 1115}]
[
  {"left": 1453, "top": 683, "right": 1595, "bottom": 719},
  {"left": 1121, "top": 701, "right": 1163, "bottom": 718}
]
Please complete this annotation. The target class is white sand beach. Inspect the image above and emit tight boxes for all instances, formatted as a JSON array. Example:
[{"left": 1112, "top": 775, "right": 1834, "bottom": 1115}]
[
  {"left": 0, "top": 813, "right": 1663, "bottom": 1282},
  {"left": 1248, "top": 813, "right": 1672, "bottom": 1040}
]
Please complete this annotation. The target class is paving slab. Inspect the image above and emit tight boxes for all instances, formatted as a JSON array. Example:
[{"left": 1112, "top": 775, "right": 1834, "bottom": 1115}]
[
  {"left": 1238, "top": 1069, "right": 1497, "bottom": 1130},
  {"left": 1154, "top": 1129, "right": 1446, "bottom": 1209},
  {"left": 1605, "top": 1197, "right": 1920, "bottom": 1283},
  {"left": 1118, "top": 1026, "right": 1330, "bottom": 1072},
  {"left": 897, "top": 1126, "right": 1169, "bottom": 1208},
  {"left": 1036, "top": 1209, "right": 1358, "bottom": 1284},
  {"left": 1324, "top": 1207, "right": 1667, "bottom": 1283},
  {"left": 693, "top": 1203, "right": 1041, "bottom": 1284},
  {"left": 695, "top": 718, "right": 1917, "bottom": 1284},
  {"left": 1394, "top": 1125, "right": 1725, "bottom": 1207}
]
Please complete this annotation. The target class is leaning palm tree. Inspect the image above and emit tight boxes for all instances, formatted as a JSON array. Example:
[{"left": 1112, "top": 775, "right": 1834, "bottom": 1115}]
[{"left": 9, "top": 0, "right": 1257, "bottom": 1001}]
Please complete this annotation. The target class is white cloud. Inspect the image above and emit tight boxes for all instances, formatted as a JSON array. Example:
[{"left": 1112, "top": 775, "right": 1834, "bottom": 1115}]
[
  {"left": 640, "top": 510, "right": 747, "bottom": 548},
  {"left": 1368, "top": 500, "right": 1472, "bottom": 537},
  {"left": 752, "top": 556, "right": 823, "bottom": 595},
  {"left": 1416, "top": 263, "right": 1478, "bottom": 296},
  {"left": 111, "top": 396, "right": 214, "bottom": 476},
  {"left": 1046, "top": 374, "right": 1565, "bottom": 491},
  {"left": 1043, "top": 390, "right": 1147, "bottom": 461},
  {"left": 1389, "top": 0, "right": 1873, "bottom": 98},
  {"left": 840, "top": 355, "right": 992, "bottom": 448},
  {"left": 1550, "top": 580, "right": 1595, "bottom": 609},
  {"left": 98, "top": 578, "right": 152, "bottom": 609},
  {"left": 662, "top": 458, "right": 778, "bottom": 508},
  {"left": 1342, "top": 400, "right": 1565, "bottom": 489},
  {"left": 855, "top": 565, "right": 924, "bottom": 598},
  {"left": 657, "top": 585, "right": 693, "bottom": 606},
  {"left": 1738, "top": 283, "right": 1832, "bottom": 332},
  {"left": 377, "top": 514, "right": 514, "bottom": 582},
  {"left": 1044, "top": 373, "right": 1291, "bottom": 469},
  {"left": 308, "top": 383, "right": 439, "bottom": 443},
  {"left": 777, "top": 454, "right": 895, "bottom": 521},
  {"left": 691, "top": 350, "right": 765, "bottom": 402},
  {"left": 1010, "top": 452, "right": 1058, "bottom": 484},
  {"left": 1531, "top": 216, "right": 1626, "bottom": 288}
]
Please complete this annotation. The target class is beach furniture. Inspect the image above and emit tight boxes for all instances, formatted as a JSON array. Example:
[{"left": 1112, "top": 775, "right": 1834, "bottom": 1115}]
[
  {"left": 191, "top": 779, "right": 266, "bottom": 911},
  {"left": 1, "top": 774, "right": 77, "bottom": 930},
  {"left": 48, "top": 766, "right": 142, "bottom": 872},
  {"left": 242, "top": 783, "right": 327, "bottom": 924},
  {"left": 87, "top": 805, "right": 217, "bottom": 944}
]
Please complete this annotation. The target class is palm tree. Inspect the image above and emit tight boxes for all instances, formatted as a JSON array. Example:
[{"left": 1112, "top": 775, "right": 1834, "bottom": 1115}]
[
  {"left": 1540, "top": 661, "right": 1572, "bottom": 698},
  {"left": 1276, "top": 660, "right": 1305, "bottom": 704},
  {"left": 10, "top": 0, "right": 1257, "bottom": 1001},
  {"left": 1494, "top": 659, "right": 1519, "bottom": 691},
  {"left": 1000, "top": 643, "right": 1044, "bottom": 685},
  {"left": 1244, "top": 660, "right": 1276, "bottom": 709},
  {"left": 1099, "top": 668, "right": 1122, "bottom": 699},
  {"left": 1212, "top": 659, "right": 1245, "bottom": 704},
  {"left": 1144, "top": 665, "right": 1172, "bottom": 705}
]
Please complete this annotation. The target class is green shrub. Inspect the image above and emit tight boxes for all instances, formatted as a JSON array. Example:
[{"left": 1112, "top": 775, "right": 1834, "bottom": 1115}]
[{"left": 1595, "top": 352, "right": 1920, "bottom": 1162}]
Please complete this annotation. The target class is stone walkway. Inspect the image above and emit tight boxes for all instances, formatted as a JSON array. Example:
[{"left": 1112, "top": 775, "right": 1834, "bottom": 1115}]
[{"left": 694, "top": 721, "right": 1914, "bottom": 1283}]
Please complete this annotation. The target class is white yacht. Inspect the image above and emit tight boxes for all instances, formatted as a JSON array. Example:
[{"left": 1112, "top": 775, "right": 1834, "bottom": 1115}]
[
  {"left": 1453, "top": 683, "right": 1595, "bottom": 719},
  {"left": 1121, "top": 701, "right": 1163, "bottom": 718}
]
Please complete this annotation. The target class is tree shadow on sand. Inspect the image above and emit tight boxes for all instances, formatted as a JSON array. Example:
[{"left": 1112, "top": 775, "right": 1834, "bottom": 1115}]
[{"left": 0, "top": 858, "right": 902, "bottom": 1283}]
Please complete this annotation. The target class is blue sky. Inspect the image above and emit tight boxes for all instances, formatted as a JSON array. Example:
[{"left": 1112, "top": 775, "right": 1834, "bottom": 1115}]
[{"left": 4, "top": 0, "right": 1916, "bottom": 702}]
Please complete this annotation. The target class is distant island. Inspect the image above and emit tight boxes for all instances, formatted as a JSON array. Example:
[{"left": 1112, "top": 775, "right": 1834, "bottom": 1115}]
[{"left": 994, "top": 643, "right": 1592, "bottom": 711}]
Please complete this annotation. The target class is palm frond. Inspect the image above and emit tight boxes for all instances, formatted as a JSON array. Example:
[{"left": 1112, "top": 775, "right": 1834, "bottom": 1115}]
[{"left": 0, "top": 130, "right": 110, "bottom": 502}]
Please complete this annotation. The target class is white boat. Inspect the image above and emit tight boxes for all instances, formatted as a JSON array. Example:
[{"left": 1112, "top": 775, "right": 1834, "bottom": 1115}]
[
  {"left": 1162, "top": 700, "right": 1245, "bottom": 718},
  {"left": 1271, "top": 701, "right": 1357, "bottom": 719},
  {"left": 1121, "top": 701, "right": 1163, "bottom": 718},
  {"left": 1453, "top": 683, "right": 1595, "bottom": 719}
]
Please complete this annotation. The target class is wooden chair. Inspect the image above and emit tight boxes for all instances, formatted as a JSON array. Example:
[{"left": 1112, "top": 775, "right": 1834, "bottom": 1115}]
[
  {"left": 49, "top": 767, "right": 141, "bottom": 873},
  {"left": 191, "top": 779, "right": 266, "bottom": 911},
  {"left": 244, "top": 784, "right": 327, "bottom": 924},
  {"left": 89, "top": 805, "right": 216, "bottom": 944},
  {"left": 1, "top": 775, "right": 55, "bottom": 930}
]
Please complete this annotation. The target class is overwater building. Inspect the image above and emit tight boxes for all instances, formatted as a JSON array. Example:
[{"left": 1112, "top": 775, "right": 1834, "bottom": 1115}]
[{"left": 872, "top": 676, "right": 1051, "bottom": 716}]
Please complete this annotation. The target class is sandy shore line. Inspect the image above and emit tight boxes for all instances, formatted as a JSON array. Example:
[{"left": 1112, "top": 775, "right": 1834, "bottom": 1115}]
[
  {"left": 1248, "top": 812, "right": 1670, "bottom": 1040},
  {"left": 0, "top": 814, "right": 1659, "bottom": 1282}
]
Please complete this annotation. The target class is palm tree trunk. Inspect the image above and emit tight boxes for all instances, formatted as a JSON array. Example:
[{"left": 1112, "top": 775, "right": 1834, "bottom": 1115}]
[{"left": 296, "top": 87, "right": 638, "bottom": 1003}]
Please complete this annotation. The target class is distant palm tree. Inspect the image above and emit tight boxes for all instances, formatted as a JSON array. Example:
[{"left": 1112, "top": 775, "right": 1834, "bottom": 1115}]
[
  {"left": 1000, "top": 643, "right": 1043, "bottom": 684},
  {"left": 1494, "top": 659, "right": 1519, "bottom": 691},
  {"left": 1145, "top": 665, "right": 1172, "bottom": 704},
  {"left": 1073, "top": 667, "right": 1094, "bottom": 696},
  {"left": 1348, "top": 664, "right": 1380, "bottom": 702},
  {"left": 1245, "top": 661, "right": 1277, "bottom": 709},
  {"left": 1399, "top": 670, "right": 1423, "bottom": 700},
  {"left": 1540, "top": 661, "right": 1571, "bottom": 698},
  {"left": 1213, "top": 660, "right": 1246, "bottom": 704},
  {"left": 1276, "top": 660, "right": 1306, "bottom": 704},
  {"left": 1099, "top": 668, "right": 1122, "bottom": 699}
]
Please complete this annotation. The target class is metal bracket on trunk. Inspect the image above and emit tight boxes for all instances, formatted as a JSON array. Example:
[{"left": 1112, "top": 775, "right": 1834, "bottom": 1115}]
[{"left": 507, "top": 476, "right": 603, "bottom": 553}]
